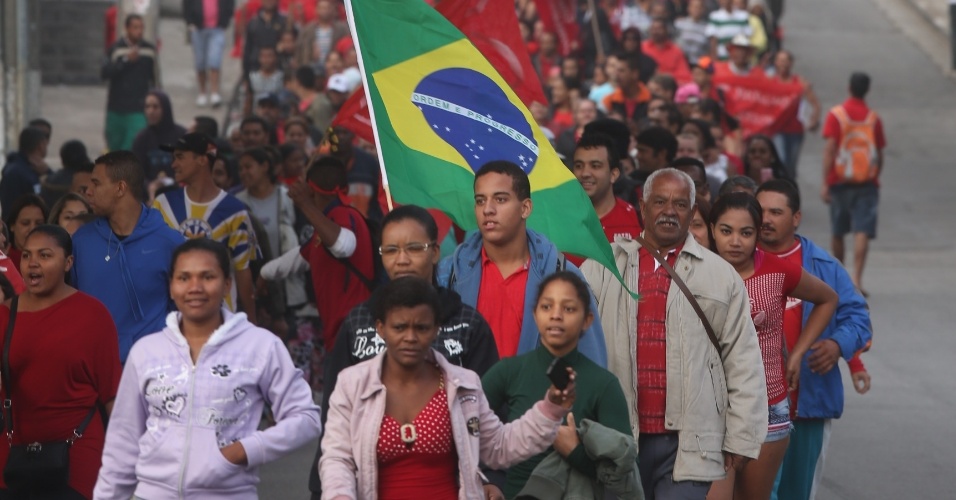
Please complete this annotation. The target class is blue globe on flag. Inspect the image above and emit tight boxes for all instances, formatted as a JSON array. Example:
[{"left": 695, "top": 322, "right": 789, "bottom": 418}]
[{"left": 412, "top": 68, "right": 539, "bottom": 174}]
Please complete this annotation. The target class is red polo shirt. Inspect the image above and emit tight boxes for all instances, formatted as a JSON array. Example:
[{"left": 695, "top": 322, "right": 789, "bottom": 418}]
[
  {"left": 636, "top": 243, "right": 681, "bottom": 434},
  {"left": 476, "top": 247, "right": 529, "bottom": 359}
]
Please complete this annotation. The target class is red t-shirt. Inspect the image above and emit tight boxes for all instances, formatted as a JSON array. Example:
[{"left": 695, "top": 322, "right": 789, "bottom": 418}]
[
  {"left": 641, "top": 40, "right": 692, "bottom": 85},
  {"left": 822, "top": 97, "right": 886, "bottom": 186},
  {"left": 566, "top": 198, "right": 642, "bottom": 267},
  {"left": 476, "top": 248, "right": 529, "bottom": 359},
  {"left": 0, "top": 293, "right": 121, "bottom": 498},
  {"left": 301, "top": 203, "right": 373, "bottom": 351},
  {"left": 744, "top": 250, "right": 802, "bottom": 404},
  {"left": 603, "top": 198, "right": 643, "bottom": 243},
  {"left": 769, "top": 239, "right": 804, "bottom": 417},
  {"left": 636, "top": 244, "right": 680, "bottom": 434}
]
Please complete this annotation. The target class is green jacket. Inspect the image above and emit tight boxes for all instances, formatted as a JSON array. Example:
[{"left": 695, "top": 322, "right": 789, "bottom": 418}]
[
  {"left": 482, "top": 346, "right": 630, "bottom": 498},
  {"left": 515, "top": 419, "right": 644, "bottom": 500}
]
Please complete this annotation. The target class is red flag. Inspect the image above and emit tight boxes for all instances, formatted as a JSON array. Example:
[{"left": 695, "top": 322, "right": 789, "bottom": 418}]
[
  {"left": 331, "top": 0, "right": 546, "bottom": 145},
  {"left": 331, "top": 88, "right": 375, "bottom": 144},
  {"left": 713, "top": 68, "right": 803, "bottom": 137},
  {"left": 435, "top": 0, "right": 547, "bottom": 107},
  {"left": 535, "top": 0, "right": 579, "bottom": 57}
]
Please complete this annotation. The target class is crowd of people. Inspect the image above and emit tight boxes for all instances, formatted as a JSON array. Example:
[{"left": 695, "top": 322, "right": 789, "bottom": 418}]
[{"left": 0, "top": 0, "right": 883, "bottom": 499}]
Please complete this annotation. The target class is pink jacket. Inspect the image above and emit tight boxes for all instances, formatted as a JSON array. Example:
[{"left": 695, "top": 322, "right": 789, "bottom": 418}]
[{"left": 319, "top": 351, "right": 569, "bottom": 500}]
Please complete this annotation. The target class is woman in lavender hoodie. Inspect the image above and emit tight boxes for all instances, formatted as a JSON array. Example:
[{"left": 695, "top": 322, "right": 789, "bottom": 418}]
[
  {"left": 319, "top": 276, "right": 577, "bottom": 500},
  {"left": 94, "top": 238, "right": 321, "bottom": 500}
]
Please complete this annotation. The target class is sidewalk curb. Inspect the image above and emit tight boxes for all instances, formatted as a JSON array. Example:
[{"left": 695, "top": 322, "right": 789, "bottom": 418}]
[{"left": 905, "top": 0, "right": 950, "bottom": 35}]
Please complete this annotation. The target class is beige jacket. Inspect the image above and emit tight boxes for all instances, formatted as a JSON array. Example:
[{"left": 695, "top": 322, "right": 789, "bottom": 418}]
[{"left": 581, "top": 233, "right": 767, "bottom": 482}]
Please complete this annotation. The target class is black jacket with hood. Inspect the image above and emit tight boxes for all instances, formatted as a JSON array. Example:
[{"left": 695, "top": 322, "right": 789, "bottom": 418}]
[{"left": 132, "top": 90, "right": 187, "bottom": 180}]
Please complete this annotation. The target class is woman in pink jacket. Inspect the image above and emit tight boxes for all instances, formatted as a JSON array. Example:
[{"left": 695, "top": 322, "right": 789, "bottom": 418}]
[{"left": 319, "top": 276, "right": 576, "bottom": 500}]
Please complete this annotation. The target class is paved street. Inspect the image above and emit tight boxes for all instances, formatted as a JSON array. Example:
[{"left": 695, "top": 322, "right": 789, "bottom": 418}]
[
  {"left": 34, "top": 0, "right": 956, "bottom": 498},
  {"left": 778, "top": 0, "right": 956, "bottom": 499}
]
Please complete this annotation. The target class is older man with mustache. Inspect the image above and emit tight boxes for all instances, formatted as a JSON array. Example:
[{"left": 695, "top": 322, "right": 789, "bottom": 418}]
[{"left": 582, "top": 168, "right": 767, "bottom": 499}]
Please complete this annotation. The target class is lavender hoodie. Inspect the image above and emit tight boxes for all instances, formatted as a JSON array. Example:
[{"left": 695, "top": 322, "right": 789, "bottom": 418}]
[{"left": 94, "top": 309, "right": 321, "bottom": 500}]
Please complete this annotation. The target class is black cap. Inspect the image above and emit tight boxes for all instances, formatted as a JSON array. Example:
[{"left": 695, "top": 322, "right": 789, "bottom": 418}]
[
  {"left": 256, "top": 92, "right": 280, "bottom": 107},
  {"left": 160, "top": 132, "right": 217, "bottom": 157}
]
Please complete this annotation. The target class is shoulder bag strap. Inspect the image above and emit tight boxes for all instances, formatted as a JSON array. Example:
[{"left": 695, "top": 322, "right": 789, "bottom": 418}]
[
  {"left": 2, "top": 297, "right": 19, "bottom": 438},
  {"left": 633, "top": 235, "right": 722, "bottom": 355}
]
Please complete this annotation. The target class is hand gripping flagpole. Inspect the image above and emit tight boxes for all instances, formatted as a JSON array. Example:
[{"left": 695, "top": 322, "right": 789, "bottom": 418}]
[{"left": 343, "top": 0, "right": 394, "bottom": 212}]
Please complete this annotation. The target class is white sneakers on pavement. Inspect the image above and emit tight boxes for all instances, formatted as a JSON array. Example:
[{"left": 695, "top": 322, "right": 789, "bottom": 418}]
[
  {"left": 196, "top": 94, "right": 208, "bottom": 107},
  {"left": 210, "top": 93, "right": 222, "bottom": 108}
]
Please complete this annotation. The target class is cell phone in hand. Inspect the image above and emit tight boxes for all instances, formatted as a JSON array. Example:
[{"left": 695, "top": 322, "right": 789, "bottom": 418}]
[{"left": 546, "top": 357, "right": 571, "bottom": 390}]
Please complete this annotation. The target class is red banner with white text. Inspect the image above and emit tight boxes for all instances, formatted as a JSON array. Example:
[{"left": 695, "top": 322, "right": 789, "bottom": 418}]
[{"left": 714, "top": 72, "right": 804, "bottom": 137}]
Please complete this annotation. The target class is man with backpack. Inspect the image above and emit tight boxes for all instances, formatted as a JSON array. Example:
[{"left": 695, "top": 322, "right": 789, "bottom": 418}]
[
  {"left": 821, "top": 72, "right": 885, "bottom": 296},
  {"left": 287, "top": 156, "right": 374, "bottom": 351}
]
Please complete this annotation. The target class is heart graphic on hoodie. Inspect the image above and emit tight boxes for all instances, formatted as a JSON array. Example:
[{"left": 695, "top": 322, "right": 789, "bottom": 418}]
[{"left": 164, "top": 395, "right": 186, "bottom": 417}]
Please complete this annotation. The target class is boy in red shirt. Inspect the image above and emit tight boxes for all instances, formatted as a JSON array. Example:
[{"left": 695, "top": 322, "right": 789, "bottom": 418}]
[{"left": 821, "top": 72, "right": 885, "bottom": 295}]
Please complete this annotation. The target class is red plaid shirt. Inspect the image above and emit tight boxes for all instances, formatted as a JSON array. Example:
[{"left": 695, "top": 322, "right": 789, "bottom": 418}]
[{"left": 636, "top": 245, "right": 680, "bottom": 434}]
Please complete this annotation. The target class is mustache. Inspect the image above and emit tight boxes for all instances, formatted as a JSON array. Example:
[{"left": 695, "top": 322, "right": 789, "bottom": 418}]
[{"left": 656, "top": 215, "right": 680, "bottom": 225}]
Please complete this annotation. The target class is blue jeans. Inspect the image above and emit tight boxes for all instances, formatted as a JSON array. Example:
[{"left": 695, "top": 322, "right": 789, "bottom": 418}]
[
  {"left": 773, "top": 132, "right": 805, "bottom": 180},
  {"left": 191, "top": 27, "right": 226, "bottom": 71}
]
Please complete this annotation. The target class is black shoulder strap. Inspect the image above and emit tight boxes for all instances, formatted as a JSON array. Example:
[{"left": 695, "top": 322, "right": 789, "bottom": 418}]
[
  {"left": 2, "top": 297, "right": 19, "bottom": 437},
  {"left": 634, "top": 235, "right": 722, "bottom": 355}
]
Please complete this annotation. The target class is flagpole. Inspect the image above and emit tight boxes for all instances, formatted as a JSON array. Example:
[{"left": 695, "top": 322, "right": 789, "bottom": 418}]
[
  {"left": 344, "top": 0, "right": 394, "bottom": 212},
  {"left": 587, "top": 0, "right": 604, "bottom": 61}
]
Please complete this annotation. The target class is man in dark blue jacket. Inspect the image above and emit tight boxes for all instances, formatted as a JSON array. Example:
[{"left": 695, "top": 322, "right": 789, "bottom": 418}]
[
  {"left": 0, "top": 127, "right": 49, "bottom": 216},
  {"left": 756, "top": 180, "right": 872, "bottom": 500},
  {"left": 72, "top": 151, "right": 185, "bottom": 363}
]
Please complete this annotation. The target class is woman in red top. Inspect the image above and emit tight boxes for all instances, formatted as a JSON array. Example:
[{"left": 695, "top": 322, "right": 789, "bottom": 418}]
[
  {"left": 707, "top": 194, "right": 837, "bottom": 500},
  {"left": 2, "top": 195, "right": 48, "bottom": 271},
  {"left": 0, "top": 225, "right": 121, "bottom": 499}
]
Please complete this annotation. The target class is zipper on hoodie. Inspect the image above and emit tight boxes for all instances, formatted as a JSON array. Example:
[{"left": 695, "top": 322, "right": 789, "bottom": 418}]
[{"left": 177, "top": 348, "right": 204, "bottom": 499}]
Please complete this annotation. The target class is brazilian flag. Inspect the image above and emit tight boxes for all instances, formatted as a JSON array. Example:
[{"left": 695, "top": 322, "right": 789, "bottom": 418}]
[{"left": 347, "top": 0, "right": 619, "bottom": 277}]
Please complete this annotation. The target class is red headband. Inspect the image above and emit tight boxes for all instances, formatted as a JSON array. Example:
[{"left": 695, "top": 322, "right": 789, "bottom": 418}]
[{"left": 309, "top": 180, "right": 351, "bottom": 206}]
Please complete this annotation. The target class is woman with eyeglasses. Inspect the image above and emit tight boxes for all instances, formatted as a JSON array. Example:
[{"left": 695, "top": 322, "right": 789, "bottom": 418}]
[{"left": 305, "top": 204, "right": 501, "bottom": 499}]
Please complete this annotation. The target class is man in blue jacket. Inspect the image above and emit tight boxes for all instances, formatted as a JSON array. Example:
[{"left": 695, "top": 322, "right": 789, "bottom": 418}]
[
  {"left": 437, "top": 161, "right": 607, "bottom": 367},
  {"left": 0, "top": 127, "right": 49, "bottom": 216},
  {"left": 72, "top": 151, "right": 185, "bottom": 363},
  {"left": 756, "top": 180, "right": 872, "bottom": 500}
]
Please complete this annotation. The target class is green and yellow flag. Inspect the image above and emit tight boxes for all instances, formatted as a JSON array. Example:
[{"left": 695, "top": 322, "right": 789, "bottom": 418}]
[{"left": 346, "top": 0, "right": 619, "bottom": 277}]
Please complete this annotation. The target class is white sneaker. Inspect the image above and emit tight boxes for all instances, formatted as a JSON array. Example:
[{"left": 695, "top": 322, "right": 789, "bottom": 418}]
[
  {"left": 210, "top": 93, "right": 222, "bottom": 108},
  {"left": 196, "top": 94, "right": 208, "bottom": 107}
]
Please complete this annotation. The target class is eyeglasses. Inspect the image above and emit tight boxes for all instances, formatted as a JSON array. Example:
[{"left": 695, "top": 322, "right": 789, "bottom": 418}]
[{"left": 379, "top": 242, "right": 436, "bottom": 257}]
